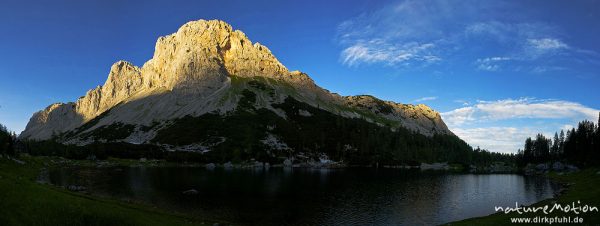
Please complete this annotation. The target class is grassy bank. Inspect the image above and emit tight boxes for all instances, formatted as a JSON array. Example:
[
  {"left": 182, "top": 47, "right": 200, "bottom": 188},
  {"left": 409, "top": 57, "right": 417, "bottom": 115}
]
[
  {"left": 0, "top": 156, "right": 220, "bottom": 226},
  {"left": 447, "top": 168, "right": 600, "bottom": 225}
]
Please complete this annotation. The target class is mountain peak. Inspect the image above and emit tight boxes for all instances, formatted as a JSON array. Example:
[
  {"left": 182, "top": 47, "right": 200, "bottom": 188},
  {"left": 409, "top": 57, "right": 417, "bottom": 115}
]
[
  {"left": 147, "top": 19, "right": 289, "bottom": 87},
  {"left": 20, "top": 19, "right": 452, "bottom": 141}
]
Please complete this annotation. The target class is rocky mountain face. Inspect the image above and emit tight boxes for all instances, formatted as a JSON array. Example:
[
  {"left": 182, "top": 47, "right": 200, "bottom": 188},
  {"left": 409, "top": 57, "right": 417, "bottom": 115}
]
[{"left": 20, "top": 20, "right": 453, "bottom": 157}]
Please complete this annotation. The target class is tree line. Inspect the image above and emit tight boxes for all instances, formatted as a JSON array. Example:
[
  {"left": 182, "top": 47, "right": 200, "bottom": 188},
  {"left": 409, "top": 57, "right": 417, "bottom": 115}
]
[
  {"left": 470, "top": 146, "right": 517, "bottom": 166},
  {"left": 0, "top": 123, "right": 17, "bottom": 156},
  {"left": 516, "top": 113, "right": 600, "bottom": 167}
]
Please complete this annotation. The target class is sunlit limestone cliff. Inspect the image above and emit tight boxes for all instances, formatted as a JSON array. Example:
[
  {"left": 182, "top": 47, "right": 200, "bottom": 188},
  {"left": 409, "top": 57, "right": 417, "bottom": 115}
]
[{"left": 20, "top": 20, "right": 463, "bottom": 164}]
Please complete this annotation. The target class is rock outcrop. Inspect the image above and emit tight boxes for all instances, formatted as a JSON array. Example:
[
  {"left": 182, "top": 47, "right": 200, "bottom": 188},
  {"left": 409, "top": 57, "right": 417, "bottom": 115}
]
[
  {"left": 343, "top": 95, "right": 449, "bottom": 135},
  {"left": 20, "top": 19, "right": 452, "bottom": 142}
]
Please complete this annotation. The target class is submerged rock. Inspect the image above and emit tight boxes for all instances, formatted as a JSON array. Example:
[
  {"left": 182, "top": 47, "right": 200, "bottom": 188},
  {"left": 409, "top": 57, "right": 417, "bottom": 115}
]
[
  {"left": 420, "top": 162, "right": 449, "bottom": 170},
  {"left": 67, "top": 185, "right": 87, "bottom": 192},
  {"left": 182, "top": 189, "right": 198, "bottom": 195}
]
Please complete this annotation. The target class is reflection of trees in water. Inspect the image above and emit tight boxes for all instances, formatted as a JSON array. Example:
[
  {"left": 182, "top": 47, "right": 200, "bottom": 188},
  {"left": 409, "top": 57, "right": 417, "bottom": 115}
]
[
  {"left": 318, "top": 169, "right": 441, "bottom": 225},
  {"left": 523, "top": 175, "right": 558, "bottom": 203},
  {"left": 435, "top": 175, "right": 514, "bottom": 223}
]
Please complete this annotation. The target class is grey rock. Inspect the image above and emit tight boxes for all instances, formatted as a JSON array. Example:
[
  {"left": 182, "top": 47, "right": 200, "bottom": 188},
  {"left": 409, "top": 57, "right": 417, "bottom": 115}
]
[
  {"left": 535, "top": 163, "right": 549, "bottom": 170},
  {"left": 86, "top": 154, "right": 97, "bottom": 161},
  {"left": 565, "top": 164, "right": 579, "bottom": 172},
  {"left": 67, "top": 185, "right": 87, "bottom": 191},
  {"left": 283, "top": 159, "right": 293, "bottom": 167},
  {"left": 420, "top": 162, "right": 450, "bottom": 170},
  {"left": 182, "top": 189, "right": 198, "bottom": 195},
  {"left": 523, "top": 163, "right": 537, "bottom": 175},
  {"left": 552, "top": 162, "right": 564, "bottom": 171},
  {"left": 205, "top": 163, "right": 216, "bottom": 169},
  {"left": 9, "top": 157, "right": 25, "bottom": 165}
]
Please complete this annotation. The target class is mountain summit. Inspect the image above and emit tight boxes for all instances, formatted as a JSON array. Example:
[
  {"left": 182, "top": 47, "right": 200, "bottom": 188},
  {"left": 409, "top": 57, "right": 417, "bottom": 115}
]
[{"left": 20, "top": 20, "right": 462, "bottom": 164}]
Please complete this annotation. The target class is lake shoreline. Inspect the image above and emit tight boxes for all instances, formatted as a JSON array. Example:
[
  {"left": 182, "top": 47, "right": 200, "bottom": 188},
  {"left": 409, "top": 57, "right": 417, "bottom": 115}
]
[
  {"left": 446, "top": 167, "right": 600, "bottom": 225},
  {"left": 37, "top": 155, "right": 519, "bottom": 174}
]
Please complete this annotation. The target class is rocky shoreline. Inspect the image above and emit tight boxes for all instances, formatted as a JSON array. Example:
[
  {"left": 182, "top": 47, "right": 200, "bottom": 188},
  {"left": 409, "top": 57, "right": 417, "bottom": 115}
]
[
  {"left": 523, "top": 161, "right": 580, "bottom": 175},
  {"left": 36, "top": 155, "right": 523, "bottom": 173},
  {"left": 36, "top": 154, "right": 585, "bottom": 176}
]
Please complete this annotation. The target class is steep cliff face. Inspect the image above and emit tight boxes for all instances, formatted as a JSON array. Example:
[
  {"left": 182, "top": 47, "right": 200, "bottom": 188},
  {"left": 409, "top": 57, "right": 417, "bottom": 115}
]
[
  {"left": 20, "top": 19, "right": 452, "bottom": 142},
  {"left": 21, "top": 103, "right": 81, "bottom": 140}
]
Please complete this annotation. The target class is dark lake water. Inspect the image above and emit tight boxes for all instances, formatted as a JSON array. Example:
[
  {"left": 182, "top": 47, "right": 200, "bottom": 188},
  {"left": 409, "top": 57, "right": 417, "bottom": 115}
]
[{"left": 48, "top": 167, "right": 560, "bottom": 225}]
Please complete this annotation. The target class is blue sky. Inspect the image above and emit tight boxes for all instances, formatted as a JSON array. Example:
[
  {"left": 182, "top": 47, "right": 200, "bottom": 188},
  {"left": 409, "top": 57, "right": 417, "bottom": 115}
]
[{"left": 0, "top": 0, "right": 598, "bottom": 153}]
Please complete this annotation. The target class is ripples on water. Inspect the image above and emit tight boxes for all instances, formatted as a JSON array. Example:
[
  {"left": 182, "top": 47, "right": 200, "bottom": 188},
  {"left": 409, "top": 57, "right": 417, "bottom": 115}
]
[{"left": 49, "top": 167, "right": 560, "bottom": 225}]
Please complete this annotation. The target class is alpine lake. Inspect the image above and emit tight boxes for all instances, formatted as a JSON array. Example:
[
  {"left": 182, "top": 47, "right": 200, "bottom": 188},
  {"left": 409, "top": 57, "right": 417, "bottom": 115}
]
[{"left": 46, "top": 165, "right": 561, "bottom": 225}]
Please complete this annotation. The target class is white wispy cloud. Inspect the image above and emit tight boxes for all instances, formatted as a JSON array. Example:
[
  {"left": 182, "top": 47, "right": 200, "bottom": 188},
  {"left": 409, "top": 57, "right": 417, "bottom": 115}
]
[
  {"left": 336, "top": 0, "right": 466, "bottom": 67},
  {"left": 442, "top": 98, "right": 599, "bottom": 153},
  {"left": 531, "top": 66, "right": 566, "bottom": 74},
  {"left": 464, "top": 21, "right": 557, "bottom": 43},
  {"left": 475, "top": 57, "right": 511, "bottom": 71},
  {"left": 465, "top": 21, "right": 574, "bottom": 71},
  {"left": 465, "top": 21, "right": 512, "bottom": 38},
  {"left": 337, "top": 1, "right": 597, "bottom": 72},
  {"left": 561, "top": 124, "right": 575, "bottom": 131},
  {"left": 413, "top": 96, "right": 438, "bottom": 102},
  {"left": 342, "top": 41, "right": 439, "bottom": 66},
  {"left": 452, "top": 127, "right": 538, "bottom": 153},
  {"left": 520, "top": 38, "right": 570, "bottom": 60},
  {"left": 442, "top": 98, "right": 599, "bottom": 127},
  {"left": 528, "top": 38, "right": 568, "bottom": 50},
  {"left": 453, "top": 99, "right": 471, "bottom": 106}
]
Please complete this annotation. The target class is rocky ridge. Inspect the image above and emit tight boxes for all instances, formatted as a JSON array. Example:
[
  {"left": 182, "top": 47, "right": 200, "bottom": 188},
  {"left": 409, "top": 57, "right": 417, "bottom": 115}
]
[{"left": 20, "top": 19, "right": 451, "bottom": 143}]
